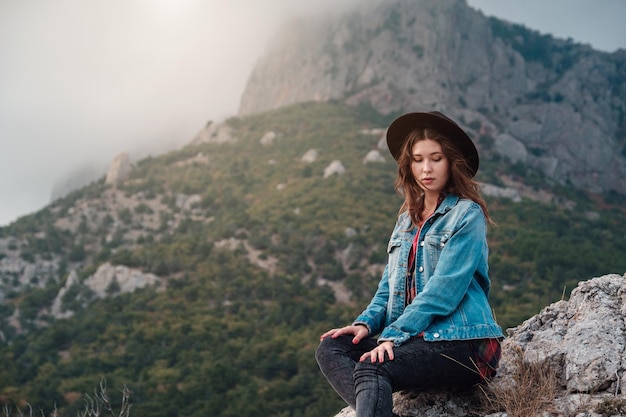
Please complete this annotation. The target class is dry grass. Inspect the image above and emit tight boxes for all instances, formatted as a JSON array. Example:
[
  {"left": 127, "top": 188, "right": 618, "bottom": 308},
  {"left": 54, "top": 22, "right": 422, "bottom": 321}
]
[
  {"left": 479, "top": 346, "right": 558, "bottom": 417},
  {"left": 75, "top": 378, "right": 132, "bottom": 417},
  {"left": 2, "top": 379, "right": 131, "bottom": 417}
]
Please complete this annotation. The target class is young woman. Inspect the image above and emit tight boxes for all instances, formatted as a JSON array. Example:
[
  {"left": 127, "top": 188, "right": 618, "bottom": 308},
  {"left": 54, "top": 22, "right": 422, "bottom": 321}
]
[{"left": 315, "top": 111, "right": 504, "bottom": 417}]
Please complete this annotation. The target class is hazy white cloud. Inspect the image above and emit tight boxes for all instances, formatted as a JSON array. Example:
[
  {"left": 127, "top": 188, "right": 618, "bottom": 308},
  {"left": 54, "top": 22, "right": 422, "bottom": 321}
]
[
  {"left": 0, "top": 0, "right": 281, "bottom": 225},
  {"left": 0, "top": 0, "right": 624, "bottom": 226}
]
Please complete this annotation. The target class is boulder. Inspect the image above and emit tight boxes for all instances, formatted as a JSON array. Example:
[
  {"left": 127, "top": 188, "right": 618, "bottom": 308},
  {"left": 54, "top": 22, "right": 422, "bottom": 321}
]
[
  {"left": 363, "top": 149, "right": 385, "bottom": 164},
  {"left": 324, "top": 160, "right": 346, "bottom": 178},
  {"left": 260, "top": 131, "right": 277, "bottom": 145},
  {"left": 191, "top": 121, "right": 234, "bottom": 145},
  {"left": 302, "top": 149, "right": 319, "bottom": 163}
]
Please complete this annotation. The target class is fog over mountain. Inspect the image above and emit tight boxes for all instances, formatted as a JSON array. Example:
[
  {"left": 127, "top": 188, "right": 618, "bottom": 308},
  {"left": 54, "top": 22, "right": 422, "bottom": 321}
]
[{"left": 1, "top": 0, "right": 625, "bottom": 227}]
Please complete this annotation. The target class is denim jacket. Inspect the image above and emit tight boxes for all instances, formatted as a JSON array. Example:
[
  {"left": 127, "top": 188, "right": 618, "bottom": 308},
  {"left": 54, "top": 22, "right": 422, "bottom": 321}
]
[{"left": 354, "top": 193, "right": 504, "bottom": 346}]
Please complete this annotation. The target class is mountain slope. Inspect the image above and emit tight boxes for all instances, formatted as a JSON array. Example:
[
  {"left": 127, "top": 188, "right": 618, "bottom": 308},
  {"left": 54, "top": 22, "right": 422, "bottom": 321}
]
[{"left": 1, "top": 102, "right": 625, "bottom": 416}]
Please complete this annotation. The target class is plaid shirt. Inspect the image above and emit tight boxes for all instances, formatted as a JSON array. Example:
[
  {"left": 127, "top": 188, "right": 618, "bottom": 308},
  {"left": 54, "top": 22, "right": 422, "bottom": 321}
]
[{"left": 471, "top": 338, "right": 501, "bottom": 380}]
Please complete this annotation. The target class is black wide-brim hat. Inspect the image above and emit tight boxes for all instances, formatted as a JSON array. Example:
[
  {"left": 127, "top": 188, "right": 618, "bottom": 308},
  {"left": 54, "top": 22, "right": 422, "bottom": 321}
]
[{"left": 386, "top": 111, "right": 479, "bottom": 177}]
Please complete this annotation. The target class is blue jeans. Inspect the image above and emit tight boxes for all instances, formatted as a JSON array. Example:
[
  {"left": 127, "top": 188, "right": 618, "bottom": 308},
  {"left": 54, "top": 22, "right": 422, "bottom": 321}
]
[{"left": 315, "top": 335, "right": 482, "bottom": 417}]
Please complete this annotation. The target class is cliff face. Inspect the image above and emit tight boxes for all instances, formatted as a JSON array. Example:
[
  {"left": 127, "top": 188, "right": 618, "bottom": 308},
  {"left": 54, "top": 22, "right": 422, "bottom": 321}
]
[{"left": 239, "top": 0, "right": 626, "bottom": 195}]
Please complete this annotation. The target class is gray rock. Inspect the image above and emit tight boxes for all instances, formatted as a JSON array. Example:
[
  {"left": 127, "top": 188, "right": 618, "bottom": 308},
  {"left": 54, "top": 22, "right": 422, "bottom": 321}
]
[
  {"left": 50, "top": 263, "right": 162, "bottom": 319},
  {"left": 302, "top": 149, "right": 319, "bottom": 163},
  {"left": 175, "top": 193, "right": 202, "bottom": 211},
  {"left": 363, "top": 149, "right": 385, "bottom": 164},
  {"left": 191, "top": 121, "right": 235, "bottom": 145},
  {"left": 260, "top": 131, "right": 278, "bottom": 146},
  {"left": 324, "top": 160, "right": 347, "bottom": 178},
  {"left": 104, "top": 153, "right": 130, "bottom": 186},
  {"left": 480, "top": 183, "right": 522, "bottom": 202},
  {"left": 50, "top": 270, "right": 80, "bottom": 319},
  {"left": 494, "top": 133, "right": 528, "bottom": 165},
  {"left": 83, "top": 262, "right": 161, "bottom": 299}
]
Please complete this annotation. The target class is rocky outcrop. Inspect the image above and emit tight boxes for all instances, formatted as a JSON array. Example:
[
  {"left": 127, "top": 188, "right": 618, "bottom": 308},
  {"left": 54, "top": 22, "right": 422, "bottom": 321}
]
[
  {"left": 50, "top": 263, "right": 162, "bottom": 319},
  {"left": 363, "top": 150, "right": 385, "bottom": 164},
  {"left": 0, "top": 237, "right": 60, "bottom": 301},
  {"left": 331, "top": 273, "right": 626, "bottom": 417},
  {"left": 480, "top": 183, "right": 522, "bottom": 203},
  {"left": 239, "top": 0, "right": 626, "bottom": 195},
  {"left": 324, "top": 160, "right": 347, "bottom": 178},
  {"left": 301, "top": 149, "right": 319, "bottom": 163},
  {"left": 83, "top": 263, "right": 161, "bottom": 298},
  {"left": 175, "top": 193, "right": 202, "bottom": 211},
  {"left": 50, "top": 270, "right": 81, "bottom": 319},
  {"left": 104, "top": 152, "right": 131, "bottom": 186},
  {"left": 260, "top": 131, "right": 278, "bottom": 146},
  {"left": 191, "top": 121, "right": 235, "bottom": 145},
  {"left": 493, "top": 133, "right": 528, "bottom": 165}
]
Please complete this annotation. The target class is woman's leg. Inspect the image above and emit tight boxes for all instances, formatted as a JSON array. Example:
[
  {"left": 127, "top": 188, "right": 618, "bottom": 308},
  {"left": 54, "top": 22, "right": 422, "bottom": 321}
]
[
  {"left": 315, "top": 335, "right": 378, "bottom": 409},
  {"left": 352, "top": 337, "right": 481, "bottom": 417}
]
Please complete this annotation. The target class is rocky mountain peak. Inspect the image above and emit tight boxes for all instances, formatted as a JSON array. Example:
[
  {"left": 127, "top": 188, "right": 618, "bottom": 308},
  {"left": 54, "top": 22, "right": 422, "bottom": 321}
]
[{"left": 238, "top": 0, "right": 626, "bottom": 195}]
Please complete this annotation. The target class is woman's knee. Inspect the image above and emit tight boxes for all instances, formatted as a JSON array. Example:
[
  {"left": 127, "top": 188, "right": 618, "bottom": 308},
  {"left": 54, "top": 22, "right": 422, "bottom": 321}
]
[
  {"left": 316, "top": 336, "right": 346, "bottom": 364},
  {"left": 315, "top": 338, "right": 330, "bottom": 365},
  {"left": 353, "top": 360, "right": 390, "bottom": 381}
]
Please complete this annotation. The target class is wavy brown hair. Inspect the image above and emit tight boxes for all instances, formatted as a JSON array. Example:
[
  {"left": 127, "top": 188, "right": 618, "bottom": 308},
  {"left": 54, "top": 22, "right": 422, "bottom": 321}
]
[{"left": 394, "top": 128, "right": 493, "bottom": 227}]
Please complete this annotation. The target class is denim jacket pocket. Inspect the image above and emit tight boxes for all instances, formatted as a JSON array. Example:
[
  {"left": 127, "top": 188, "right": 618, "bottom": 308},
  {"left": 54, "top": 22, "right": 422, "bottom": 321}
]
[
  {"left": 387, "top": 238, "right": 403, "bottom": 253},
  {"left": 424, "top": 231, "right": 451, "bottom": 269},
  {"left": 386, "top": 238, "right": 404, "bottom": 288}
]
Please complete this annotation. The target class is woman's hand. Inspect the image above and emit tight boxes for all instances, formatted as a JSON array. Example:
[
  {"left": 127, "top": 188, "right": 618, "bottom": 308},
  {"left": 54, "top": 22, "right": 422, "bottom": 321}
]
[
  {"left": 359, "top": 341, "right": 395, "bottom": 363},
  {"left": 320, "top": 324, "right": 369, "bottom": 344}
]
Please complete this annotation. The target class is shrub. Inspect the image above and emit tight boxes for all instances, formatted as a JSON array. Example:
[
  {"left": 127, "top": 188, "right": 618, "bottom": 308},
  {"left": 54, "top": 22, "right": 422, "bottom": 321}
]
[{"left": 595, "top": 397, "right": 626, "bottom": 416}]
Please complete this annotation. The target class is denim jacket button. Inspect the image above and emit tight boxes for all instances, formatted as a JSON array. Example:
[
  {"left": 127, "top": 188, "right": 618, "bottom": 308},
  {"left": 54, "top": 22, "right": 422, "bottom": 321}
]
[
  {"left": 418, "top": 266, "right": 424, "bottom": 272},
  {"left": 433, "top": 332, "right": 440, "bottom": 338},
  {"left": 420, "top": 241, "right": 424, "bottom": 246}
]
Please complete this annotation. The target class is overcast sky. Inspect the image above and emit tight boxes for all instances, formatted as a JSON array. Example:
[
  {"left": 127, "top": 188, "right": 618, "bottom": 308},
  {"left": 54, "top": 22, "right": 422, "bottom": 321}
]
[{"left": 1, "top": 0, "right": 625, "bottom": 227}]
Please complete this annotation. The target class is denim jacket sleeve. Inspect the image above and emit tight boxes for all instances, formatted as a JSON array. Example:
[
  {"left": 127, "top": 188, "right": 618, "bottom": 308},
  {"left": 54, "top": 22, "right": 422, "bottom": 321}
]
[
  {"left": 352, "top": 263, "right": 390, "bottom": 336},
  {"left": 378, "top": 202, "right": 491, "bottom": 346}
]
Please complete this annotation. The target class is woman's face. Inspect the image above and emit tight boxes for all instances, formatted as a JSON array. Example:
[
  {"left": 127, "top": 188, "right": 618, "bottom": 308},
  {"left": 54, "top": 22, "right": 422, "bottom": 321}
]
[{"left": 410, "top": 139, "right": 450, "bottom": 196}]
